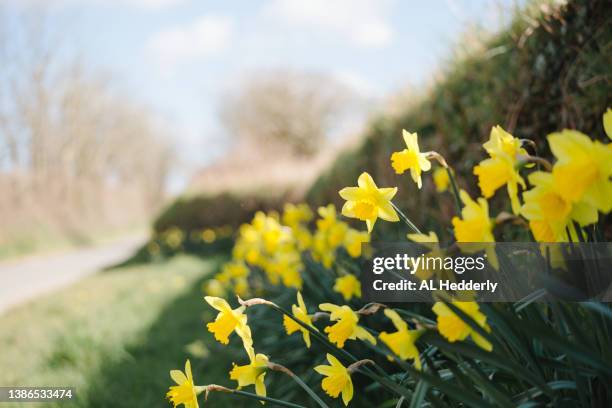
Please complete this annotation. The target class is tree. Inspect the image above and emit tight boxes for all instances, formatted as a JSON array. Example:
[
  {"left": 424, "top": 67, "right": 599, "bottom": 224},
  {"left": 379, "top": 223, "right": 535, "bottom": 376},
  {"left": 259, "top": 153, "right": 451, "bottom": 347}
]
[{"left": 219, "top": 69, "right": 353, "bottom": 157}]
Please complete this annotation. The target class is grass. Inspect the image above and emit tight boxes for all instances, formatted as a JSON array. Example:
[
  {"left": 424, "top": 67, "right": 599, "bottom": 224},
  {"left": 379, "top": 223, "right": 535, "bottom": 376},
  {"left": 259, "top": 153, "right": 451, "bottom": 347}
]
[{"left": 0, "top": 254, "right": 253, "bottom": 408}]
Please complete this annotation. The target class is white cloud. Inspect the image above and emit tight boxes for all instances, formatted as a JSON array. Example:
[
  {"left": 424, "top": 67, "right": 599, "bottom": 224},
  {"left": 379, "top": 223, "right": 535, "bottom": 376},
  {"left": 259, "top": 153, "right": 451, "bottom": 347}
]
[
  {"left": 146, "top": 15, "right": 233, "bottom": 70},
  {"left": 264, "top": 0, "right": 395, "bottom": 48}
]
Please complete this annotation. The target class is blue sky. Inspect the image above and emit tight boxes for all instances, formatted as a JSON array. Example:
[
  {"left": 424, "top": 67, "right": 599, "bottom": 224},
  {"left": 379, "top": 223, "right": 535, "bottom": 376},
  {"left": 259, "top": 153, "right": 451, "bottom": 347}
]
[{"left": 3, "top": 0, "right": 523, "bottom": 189}]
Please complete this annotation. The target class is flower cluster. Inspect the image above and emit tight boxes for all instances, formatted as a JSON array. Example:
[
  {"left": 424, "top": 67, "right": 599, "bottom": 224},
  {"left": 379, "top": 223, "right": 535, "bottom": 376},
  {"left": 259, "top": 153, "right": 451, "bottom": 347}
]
[{"left": 167, "top": 109, "right": 611, "bottom": 407}]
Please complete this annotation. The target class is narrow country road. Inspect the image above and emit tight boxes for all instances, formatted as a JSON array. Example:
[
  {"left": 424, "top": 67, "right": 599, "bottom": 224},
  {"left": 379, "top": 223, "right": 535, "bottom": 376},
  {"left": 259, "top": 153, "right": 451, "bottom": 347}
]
[{"left": 0, "top": 233, "right": 147, "bottom": 315}]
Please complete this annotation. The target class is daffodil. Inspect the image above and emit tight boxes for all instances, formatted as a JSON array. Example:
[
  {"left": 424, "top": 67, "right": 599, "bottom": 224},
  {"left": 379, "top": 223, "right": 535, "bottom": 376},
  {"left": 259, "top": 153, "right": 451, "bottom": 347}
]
[
  {"left": 339, "top": 172, "right": 399, "bottom": 232},
  {"left": 234, "top": 277, "right": 250, "bottom": 297},
  {"left": 474, "top": 126, "right": 527, "bottom": 214},
  {"left": 203, "top": 279, "right": 225, "bottom": 297},
  {"left": 603, "top": 108, "right": 612, "bottom": 140},
  {"left": 222, "top": 261, "right": 250, "bottom": 279},
  {"left": 433, "top": 167, "right": 450, "bottom": 192},
  {"left": 229, "top": 346, "right": 268, "bottom": 399},
  {"left": 281, "top": 266, "right": 303, "bottom": 290},
  {"left": 473, "top": 154, "right": 525, "bottom": 214},
  {"left": 283, "top": 291, "right": 317, "bottom": 347},
  {"left": 333, "top": 275, "right": 362, "bottom": 301},
  {"left": 452, "top": 190, "right": 498, "bottom": 268},
  {"left": 432, "top": 301, "right": 492, "bottom": 351},
  {"left": 452, "top": 190, "right": 494, "bottom": 242},
  {"left": 379, "top": 309, "right": 423, "bottom": 369},
  {"left": 483, "top": 125, "right": 526, "bottom": 156},
  {"left": 390, "top": 130, "right": 432, "bottom": 188},
  {"left": 205, "top": 296, "right": 252, "bottom": 348},
  {"left": 313, "top": 205, "right": 349, "bottom": 268},
  {"left": 319, "top": 303, "right": 376, "bottom": 348},
  {"left": 521, "top": 171, "right": 597, "bottom": 242},
  {"left": 343, "top": 229, "right": 369, "bottom": 258},
  {"left": 314, "top": 353, "right": 353, "bottom": 406},
  {"left": 548, "top": 130, "right": 612, "bottom": 213},
  {"left": 166, "top": 360, "right": 203, "bottom": 408},
  {"left": 283, "top": 203, "right": 313, "bottom": 228}
]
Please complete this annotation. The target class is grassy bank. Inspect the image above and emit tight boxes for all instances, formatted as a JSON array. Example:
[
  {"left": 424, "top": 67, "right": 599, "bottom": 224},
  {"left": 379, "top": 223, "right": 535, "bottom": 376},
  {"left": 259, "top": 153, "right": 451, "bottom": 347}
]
[{"left": 0, "top": 255, "right": 250, "bottom": 408}]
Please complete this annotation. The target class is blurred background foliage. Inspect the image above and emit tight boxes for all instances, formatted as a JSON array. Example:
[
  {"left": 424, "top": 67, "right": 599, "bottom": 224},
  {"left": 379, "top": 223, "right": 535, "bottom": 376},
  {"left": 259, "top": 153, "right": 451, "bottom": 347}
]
[{"left": 153, "top": 0, "right": 611, "bottom": 247}]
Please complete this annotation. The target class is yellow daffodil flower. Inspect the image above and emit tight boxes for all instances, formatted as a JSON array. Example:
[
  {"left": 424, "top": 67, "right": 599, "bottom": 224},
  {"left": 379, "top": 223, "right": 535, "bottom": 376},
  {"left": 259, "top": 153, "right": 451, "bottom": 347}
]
[
  {"left": 319, "top": 303, "right": 376, "bottom": 348},
  {"left": 452, "top": 190, "right": 494, "bottom": 242},
  {"left": 205, "top": 297, "right": 252, "bottom": 348},
  {"left": 603, "top": 108, "right": 612, "bottom": 140},
  {"left": 343, "top": 229, "right": 369, "bottom": 258},
  {"left": 233, "top": 277, "right": 250, "bottom": 298},
  {"left": 548, "top": 130, "right": 612, "bottom": 213},
  {"left": 313, "top": 205, "right": 350, "bottom": 268},
  {"left": 432, "top": 301, "right": 492, "bottom": 351},
  {"left": 379, "top": 309, "right": 423, "bottom": 369},
  {"left": 283, "top": 291, "right": 317, "bottom": 348},
  {"left": 474, "top": 126, "right": 527, "bottom": 214},
  {"left": 314, "top": 353, "right": 354, "bottom": 406},
  {"left": 473, "top": 154, "right": 525, "bottom": 214},
  {"left": 521, "top": 171, "right": 597, "bottom": 242},
  {"left": 433, "top": 167, "right": 450, "bottom": 192},
  {"left": 483, "top": 125, "right": 528, "bottom": 158},
  {"left": 283, "top": 203, "right": 313, "bottom": 228},
  {"left": 280, "top": 264, "right": 303, "bottom": 290},
  {"left": 229, "top": 346, "right": 268, "bottom": 399},
  {"left": 222, "top": 261, "right": 250, "bottom": 279},
  {"left": 333, "top": 275, "right": 362, "bottom": 301},
  {"left": 203, "top": 279, "right": 226, "bottom": 297},
  {"left": 390, "top": 130, "right": 432, "bottom": 188},
  {"left": 339, "top": 172, "right": 399, "bottom": 232},
  {"left": 166, "top": 359, "right": 202, "bottom": 408},
  {"left": 452, "top": 190, "right": 498, "bottom": 269}
]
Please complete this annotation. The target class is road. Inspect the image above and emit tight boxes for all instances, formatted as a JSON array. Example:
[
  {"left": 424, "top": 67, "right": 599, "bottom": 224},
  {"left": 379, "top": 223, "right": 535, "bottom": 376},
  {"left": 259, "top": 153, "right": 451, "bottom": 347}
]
[{"left": 0, "top": 233, "right": 147, "bottom": 315}]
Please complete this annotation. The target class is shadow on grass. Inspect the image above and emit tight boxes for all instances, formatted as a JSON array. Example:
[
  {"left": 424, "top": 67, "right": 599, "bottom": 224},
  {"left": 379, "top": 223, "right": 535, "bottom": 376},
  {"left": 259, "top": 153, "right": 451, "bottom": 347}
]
[{"left": 81, "top": 255, "right": 249, "bottom": 408}]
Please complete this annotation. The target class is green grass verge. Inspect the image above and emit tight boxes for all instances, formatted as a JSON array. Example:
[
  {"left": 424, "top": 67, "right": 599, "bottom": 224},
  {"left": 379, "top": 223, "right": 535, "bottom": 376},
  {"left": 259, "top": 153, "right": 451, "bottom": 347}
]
[{"left": 0, "top": 254, "right": 254, "bottom": 408}]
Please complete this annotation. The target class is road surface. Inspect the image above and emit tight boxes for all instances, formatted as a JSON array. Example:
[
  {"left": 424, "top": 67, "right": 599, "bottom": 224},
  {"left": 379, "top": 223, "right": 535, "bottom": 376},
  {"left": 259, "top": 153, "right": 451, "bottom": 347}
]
[{"left": 0, "top": 233, "right": 147, "bottom": 315}]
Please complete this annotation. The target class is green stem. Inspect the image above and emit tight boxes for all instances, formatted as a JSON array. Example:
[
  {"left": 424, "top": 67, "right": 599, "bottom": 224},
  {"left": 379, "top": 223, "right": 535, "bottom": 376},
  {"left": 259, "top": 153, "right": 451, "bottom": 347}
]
[
  {"left": 390, "top": 202, "right": 422, "bottom": 234},
  {"left": 231, "top": 390, "right": 307, "bottom": 407},
  {"left": 268, "top": 363, "right": 330, "bottom": 408},
  {"left": 445, "top": 167, "right": 462, "bottom": 215}
]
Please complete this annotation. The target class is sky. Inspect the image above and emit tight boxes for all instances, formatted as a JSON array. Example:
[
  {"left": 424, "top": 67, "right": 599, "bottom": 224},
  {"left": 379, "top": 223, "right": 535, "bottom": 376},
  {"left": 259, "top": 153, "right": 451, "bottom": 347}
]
[{"left": 2, "top": 0, "right": 523, "bottom": 191}]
